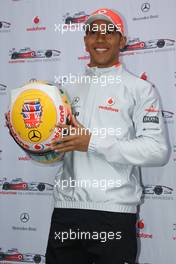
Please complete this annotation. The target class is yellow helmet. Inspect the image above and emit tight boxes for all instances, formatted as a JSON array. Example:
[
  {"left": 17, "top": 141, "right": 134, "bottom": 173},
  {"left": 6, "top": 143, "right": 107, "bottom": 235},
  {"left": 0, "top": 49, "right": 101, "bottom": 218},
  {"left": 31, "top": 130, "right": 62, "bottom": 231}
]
[{"left": 9, "top": 81, "right": 72, "bottom": 163}]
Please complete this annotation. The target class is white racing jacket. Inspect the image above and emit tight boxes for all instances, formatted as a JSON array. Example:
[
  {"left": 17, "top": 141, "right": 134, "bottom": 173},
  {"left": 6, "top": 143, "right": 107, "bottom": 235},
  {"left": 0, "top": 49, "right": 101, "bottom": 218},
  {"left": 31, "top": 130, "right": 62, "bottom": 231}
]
[{"left": 54, "top": 64, "right": 169, "bottom": 213}]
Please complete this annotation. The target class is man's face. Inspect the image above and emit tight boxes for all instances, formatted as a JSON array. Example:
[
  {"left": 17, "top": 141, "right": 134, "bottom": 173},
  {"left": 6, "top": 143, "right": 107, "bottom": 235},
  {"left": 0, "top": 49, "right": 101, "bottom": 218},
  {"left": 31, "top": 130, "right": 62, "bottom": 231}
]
[{"left": 84, "top": 20, "right": 126, "bottom": 68}]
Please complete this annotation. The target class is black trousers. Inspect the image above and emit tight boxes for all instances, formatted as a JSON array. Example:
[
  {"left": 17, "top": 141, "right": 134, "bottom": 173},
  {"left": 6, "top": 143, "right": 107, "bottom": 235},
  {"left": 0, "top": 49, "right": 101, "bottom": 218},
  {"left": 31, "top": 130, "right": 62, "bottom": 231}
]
[{"left": 46, "top": 208, "right": 137, "bottom": 264}]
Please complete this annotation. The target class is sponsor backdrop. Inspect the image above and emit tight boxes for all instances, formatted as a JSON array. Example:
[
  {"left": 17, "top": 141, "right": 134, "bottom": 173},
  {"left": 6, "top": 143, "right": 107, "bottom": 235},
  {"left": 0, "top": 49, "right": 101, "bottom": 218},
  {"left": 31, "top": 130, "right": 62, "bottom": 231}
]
[{"left": 0, "top": 0, "right": 176, "bottom": 263}]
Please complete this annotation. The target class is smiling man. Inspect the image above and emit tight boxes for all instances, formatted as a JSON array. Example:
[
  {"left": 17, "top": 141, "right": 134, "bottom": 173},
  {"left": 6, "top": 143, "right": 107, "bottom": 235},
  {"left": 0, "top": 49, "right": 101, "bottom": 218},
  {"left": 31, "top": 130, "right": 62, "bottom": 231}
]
[
  {"left": 84, "top": 19, "right": 126, "bottom": 68},
  {"left": 46, "top": 8, "right": 169, "bottom": 264}
]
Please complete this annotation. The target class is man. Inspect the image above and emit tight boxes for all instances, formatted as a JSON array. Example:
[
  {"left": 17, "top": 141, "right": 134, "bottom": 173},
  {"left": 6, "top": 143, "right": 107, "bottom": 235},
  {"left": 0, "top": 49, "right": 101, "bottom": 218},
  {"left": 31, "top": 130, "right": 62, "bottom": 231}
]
[{"left": 46, "top": 8, "right": 169, "bottom": 264}]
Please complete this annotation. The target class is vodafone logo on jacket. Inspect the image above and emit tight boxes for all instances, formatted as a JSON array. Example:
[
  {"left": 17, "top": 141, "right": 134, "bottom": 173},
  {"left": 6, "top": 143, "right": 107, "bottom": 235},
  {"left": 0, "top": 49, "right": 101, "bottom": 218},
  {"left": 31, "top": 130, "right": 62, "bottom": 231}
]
[
  {"left": 145, "top": 105, "right": 159, "bottom": 112},
  {"left": 99, "top": 97, "right": 120, "bottom": 112}
]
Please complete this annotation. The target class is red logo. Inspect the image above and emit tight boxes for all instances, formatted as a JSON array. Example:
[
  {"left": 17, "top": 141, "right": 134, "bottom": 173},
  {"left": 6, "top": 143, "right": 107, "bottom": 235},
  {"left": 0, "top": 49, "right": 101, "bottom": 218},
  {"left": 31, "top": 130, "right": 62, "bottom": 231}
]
[
  {"left": 140, "top": 72, "right": 148, "bottom": 80},
  {"left": 145, "top": 105, "right": 159, "bottom": 112},
  {"left": 18, "top": 156, "right": 32, "bottom": 161},
  {"left": 106, "top": 97, "right": 115, "bottom": 106},
  {"left": 33, "top": 16, "right": 40, "bottom": 24},
  {"left": 98, "top": 106, "right": 119, "bottom": 112},
  {"left": 59, "top": 105, "right": 65, "bottom": 123},
  {"left": 99, "top": 97, "right": 119, "bottom": 112},
  {"left": 26, "top": 16, "right": 46, "bottom": 31},
  {"left": 33, "top": 144, "right": 44, "bottom": 150},
  {"left": 137, "top": 219, "right": 145, "bottom": 229},
  {"left": 136, "top": 219, "right": 153, "bottom": 239}
]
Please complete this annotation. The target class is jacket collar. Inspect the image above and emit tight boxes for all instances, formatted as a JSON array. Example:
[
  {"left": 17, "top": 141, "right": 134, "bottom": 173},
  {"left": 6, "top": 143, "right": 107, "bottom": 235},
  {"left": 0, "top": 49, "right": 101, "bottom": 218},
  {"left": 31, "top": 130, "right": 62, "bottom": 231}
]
[{"left": 85, "top": 63, "right": 122, "bottom": 76}]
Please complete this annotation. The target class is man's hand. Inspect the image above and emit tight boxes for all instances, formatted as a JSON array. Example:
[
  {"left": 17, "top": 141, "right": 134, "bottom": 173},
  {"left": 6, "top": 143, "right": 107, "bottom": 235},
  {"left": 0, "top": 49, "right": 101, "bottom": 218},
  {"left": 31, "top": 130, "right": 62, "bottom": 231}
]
[
  {"left": 5, "top": 111, "right": 13, "bottom": 136},
  {"left": 5, "top": 111, "right": 10, "bottom": 127},
  {"left": 50, "top": 116, "right": 91, "bottom": 153}
]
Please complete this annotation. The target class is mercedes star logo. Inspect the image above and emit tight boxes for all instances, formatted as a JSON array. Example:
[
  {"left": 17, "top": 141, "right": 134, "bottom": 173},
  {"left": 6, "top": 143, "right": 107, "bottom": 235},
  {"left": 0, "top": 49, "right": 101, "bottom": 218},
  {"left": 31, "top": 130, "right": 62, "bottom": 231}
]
[
  {"left": 20, "top": 212, "right": 30, "bottom": 223},
  {"left": 141, "top": 2, "right": 150, "bottom": 12},
  {"left": 28, "top": 130, "right": 41, "bottom": 142}
]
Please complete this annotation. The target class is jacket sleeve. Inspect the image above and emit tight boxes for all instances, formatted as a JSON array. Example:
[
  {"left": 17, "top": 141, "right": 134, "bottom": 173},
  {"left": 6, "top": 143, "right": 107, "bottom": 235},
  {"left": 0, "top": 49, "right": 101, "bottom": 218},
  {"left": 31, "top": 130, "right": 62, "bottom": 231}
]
[{"left": 88, "top": 82, "right": 170, "bottom": 166}]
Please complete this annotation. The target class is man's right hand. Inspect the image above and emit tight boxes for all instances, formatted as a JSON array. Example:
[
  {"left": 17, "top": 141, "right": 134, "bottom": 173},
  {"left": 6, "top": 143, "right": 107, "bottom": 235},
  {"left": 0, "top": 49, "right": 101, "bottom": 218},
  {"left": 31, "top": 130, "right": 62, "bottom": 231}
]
[{"left": 5, "top": 111, "right": 13, "bottom": 136}]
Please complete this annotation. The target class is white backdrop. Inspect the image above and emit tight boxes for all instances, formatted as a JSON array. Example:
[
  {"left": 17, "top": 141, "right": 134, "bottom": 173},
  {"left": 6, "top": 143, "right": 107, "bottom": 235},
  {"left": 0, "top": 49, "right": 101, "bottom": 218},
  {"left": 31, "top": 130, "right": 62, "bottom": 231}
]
[{"left": 0, "top": 0, "right": 176, "bottom": 264}]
